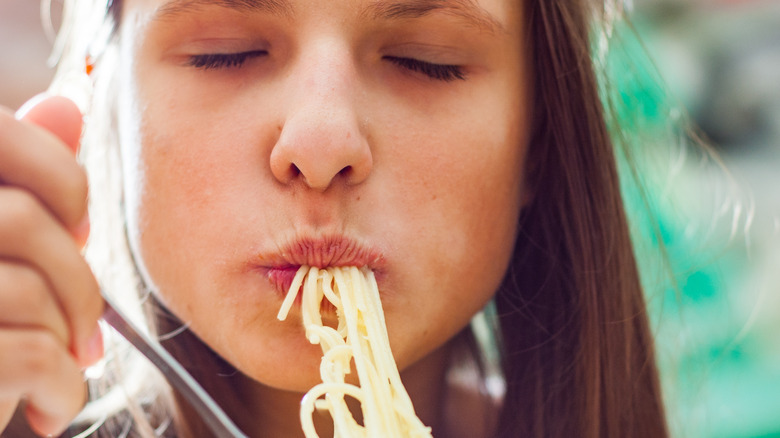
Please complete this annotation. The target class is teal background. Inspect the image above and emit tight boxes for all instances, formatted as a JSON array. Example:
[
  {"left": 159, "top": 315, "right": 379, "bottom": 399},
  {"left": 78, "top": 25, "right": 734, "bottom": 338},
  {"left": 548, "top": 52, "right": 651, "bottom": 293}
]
[{"left": 614, "top": 2, "right": 780, "bottom": 436}]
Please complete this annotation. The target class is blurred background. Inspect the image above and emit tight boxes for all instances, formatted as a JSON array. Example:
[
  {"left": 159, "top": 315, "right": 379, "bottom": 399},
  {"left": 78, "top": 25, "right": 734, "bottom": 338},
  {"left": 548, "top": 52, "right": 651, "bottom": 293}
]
[
  {"left": 0, "top": 0, "right": 60, "bottom": 111},
  {"left": 1, "top": 0, "right": 779, "bottom": 437},
  {"left": 622, "top": 2, "right": 780, "bottom": 437}
]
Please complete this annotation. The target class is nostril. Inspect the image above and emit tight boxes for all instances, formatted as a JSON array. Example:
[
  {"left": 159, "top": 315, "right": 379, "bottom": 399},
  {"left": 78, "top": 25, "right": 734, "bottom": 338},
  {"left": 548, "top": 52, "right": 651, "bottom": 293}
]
[
  {"left": 276, "top": 163, "right": 300, "bottom": 184},
  {"left": 270, "top": 115, "right": 373, "bottom": 189}
]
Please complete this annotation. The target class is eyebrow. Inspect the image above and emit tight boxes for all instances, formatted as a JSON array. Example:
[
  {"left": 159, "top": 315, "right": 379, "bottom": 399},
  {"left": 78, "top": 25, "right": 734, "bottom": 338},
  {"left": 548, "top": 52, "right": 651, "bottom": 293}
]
[
  {"left": 154, "top": 0, "right": 505, "bottom": 35},
  {"left": 155, "top": 0, "right": 293, "bottom": 20},
  {"left": 364, "top": 0, "right": 506, "bottom": 35}
]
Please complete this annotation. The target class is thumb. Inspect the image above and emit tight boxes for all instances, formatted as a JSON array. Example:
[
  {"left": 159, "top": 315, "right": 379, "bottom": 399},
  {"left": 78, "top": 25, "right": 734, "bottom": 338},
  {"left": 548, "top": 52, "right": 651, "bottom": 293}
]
[{"left": 16, "top": 94, "right": 83, "bottom": 155}]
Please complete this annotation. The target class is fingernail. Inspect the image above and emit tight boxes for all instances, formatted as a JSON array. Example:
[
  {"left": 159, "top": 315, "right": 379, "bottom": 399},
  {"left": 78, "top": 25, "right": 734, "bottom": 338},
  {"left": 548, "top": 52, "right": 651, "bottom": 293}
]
[
  {"left": 14, "top": 92, "right": 51, "bottom": 119},
  {"left": 81, "top": 325, "right": 104, "bottom": 367}
]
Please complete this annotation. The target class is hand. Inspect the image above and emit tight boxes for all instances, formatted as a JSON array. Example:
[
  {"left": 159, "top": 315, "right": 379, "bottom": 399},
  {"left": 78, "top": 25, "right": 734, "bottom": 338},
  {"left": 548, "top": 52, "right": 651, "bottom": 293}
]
[{"left": 0, "top": 95, "right": 104, "bottom": 436}]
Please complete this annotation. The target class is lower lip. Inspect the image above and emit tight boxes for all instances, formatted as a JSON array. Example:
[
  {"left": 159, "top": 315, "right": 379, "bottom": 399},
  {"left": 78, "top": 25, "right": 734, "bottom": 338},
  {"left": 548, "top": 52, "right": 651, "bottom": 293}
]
[
  {"left": 266, "top": 266, "right": 301, "bottom": 296},
  {"left": 265, "top": 265, "right": 341, "bottom": 315},
  {"left": 262, "top": 265, "right": 388, "bottom": 301}
]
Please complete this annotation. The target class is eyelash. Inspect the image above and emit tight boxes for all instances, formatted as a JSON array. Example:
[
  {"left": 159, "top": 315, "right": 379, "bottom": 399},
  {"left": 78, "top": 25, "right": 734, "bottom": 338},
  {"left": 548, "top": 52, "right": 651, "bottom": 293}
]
[
  {"left": 384, "top": 56, "right": 466, "bottom": 82},
  {"left": 186, "top": 50, "right": 267, "bottom": 70},
  {"left": 186, "top": 51, "right": 466, "bottom": 82}
]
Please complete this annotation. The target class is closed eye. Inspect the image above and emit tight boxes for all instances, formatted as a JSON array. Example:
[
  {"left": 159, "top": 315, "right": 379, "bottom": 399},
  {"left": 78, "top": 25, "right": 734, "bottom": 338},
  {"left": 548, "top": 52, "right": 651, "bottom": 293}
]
[
  {"left": 186, "top": 50, "right": 268, "bottom": 70},
  {"left": 383, "top": 56, "right": 466, "bottom": 82}
]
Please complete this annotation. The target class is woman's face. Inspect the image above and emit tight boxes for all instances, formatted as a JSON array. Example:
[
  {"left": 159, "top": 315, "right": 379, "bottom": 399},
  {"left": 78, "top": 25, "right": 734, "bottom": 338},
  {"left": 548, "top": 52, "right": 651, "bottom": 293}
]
[{"left": 118, "top": 0, "right": 530, "bottom": 391}]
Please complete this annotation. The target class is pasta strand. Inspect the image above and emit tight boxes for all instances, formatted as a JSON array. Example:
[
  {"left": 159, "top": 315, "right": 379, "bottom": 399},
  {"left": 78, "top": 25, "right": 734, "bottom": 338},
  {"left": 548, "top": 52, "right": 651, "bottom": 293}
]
[{"left": 278, "top": 266, "right": 433, "bottom": 438}]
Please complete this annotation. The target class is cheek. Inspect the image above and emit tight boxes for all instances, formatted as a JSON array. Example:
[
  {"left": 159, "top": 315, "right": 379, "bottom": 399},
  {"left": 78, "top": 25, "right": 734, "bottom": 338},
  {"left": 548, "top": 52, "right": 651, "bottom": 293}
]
[
  {"left": 390, "top": 96, "right": 527, "bottom": 259},
  {"left": 120, "top": 90, "right": 236, "bottom": 313},
  {"left": 380, "top": 108, "right": 527, "bottom": 368}
]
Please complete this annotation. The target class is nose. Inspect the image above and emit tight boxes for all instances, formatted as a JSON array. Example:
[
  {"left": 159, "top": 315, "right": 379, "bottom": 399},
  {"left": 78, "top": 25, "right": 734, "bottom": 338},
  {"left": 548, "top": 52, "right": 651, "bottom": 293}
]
[{"left": 270, "top": 52, "right": 373, "bottom": 192}]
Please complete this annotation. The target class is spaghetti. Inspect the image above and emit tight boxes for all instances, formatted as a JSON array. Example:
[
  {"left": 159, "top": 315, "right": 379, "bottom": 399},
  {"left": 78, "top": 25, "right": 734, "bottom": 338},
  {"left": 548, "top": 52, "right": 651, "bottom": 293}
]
[{"left": 277, "top": 266, "right": 433, "bottom": 438}]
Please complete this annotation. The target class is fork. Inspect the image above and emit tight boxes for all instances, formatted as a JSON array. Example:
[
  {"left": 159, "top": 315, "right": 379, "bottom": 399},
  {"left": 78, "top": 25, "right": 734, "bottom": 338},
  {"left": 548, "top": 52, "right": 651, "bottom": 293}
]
[{"left": 101, "top": 293, "right": 248, "bottom": 438}]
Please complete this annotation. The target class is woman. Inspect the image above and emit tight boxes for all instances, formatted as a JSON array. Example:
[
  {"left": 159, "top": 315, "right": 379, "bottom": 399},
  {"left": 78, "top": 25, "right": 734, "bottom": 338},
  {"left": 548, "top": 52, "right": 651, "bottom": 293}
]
[{"left": 0, "top": 0, "right": 668, "bottom": 436}]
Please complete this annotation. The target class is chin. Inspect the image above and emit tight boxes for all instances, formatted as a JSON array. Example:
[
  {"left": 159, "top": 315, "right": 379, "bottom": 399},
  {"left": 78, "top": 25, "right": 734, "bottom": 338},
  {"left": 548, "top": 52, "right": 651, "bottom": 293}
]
[{"left": 224, "top": 333, "right": 330, "bottom": 392}]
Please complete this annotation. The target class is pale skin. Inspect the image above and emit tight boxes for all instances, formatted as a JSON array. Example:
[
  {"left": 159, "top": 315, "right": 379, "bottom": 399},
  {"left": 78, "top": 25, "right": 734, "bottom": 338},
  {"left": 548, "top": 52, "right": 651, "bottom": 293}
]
[{"left": 0, "top": 0, "right": 530, "bottom": 436}]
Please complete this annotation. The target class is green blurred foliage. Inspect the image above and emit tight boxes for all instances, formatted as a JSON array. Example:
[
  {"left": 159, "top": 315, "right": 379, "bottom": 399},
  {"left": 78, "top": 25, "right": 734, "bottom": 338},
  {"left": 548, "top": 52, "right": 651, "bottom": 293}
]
[{"left": 601, "top": 10, "right": 780, "bottom": 438}]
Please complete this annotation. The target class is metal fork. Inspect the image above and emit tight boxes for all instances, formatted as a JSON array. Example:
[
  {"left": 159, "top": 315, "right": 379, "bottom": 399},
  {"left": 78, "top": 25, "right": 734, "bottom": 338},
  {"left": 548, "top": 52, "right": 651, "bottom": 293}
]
[{"left": 101, "top": 293, "right": 248, "bottom": 438}]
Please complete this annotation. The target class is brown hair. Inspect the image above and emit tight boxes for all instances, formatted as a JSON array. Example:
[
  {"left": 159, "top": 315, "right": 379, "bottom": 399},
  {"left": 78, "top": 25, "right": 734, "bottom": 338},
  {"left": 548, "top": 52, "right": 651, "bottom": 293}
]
[
  {"left": 67, "top": 0, "right": 670, "bottom": 437},
  {"left": 492, "top": 1, "right": 668, "bottom": 436}
]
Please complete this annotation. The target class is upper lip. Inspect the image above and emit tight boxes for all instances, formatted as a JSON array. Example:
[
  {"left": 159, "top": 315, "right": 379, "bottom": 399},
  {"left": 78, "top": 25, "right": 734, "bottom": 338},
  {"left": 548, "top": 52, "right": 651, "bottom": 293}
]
[{"left": 253, "top": 234, "right": 385, "bottom": 270}]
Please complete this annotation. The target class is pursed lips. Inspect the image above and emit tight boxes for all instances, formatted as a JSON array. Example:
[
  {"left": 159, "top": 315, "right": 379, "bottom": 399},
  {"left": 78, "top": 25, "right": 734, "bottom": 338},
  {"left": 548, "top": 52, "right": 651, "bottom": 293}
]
[{"left": 250, "top": 234, "right": 386, "bottom": 296}]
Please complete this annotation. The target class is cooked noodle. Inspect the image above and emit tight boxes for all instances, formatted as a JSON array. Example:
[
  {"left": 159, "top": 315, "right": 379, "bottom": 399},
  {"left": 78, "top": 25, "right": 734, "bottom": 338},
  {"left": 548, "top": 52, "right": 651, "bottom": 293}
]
[{"left": 277, "top": 266, "right": 433, "bottom": 438}]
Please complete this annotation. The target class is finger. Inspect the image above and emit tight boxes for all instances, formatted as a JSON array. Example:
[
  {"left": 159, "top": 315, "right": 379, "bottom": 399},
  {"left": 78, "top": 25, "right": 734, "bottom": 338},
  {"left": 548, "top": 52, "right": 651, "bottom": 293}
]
[
  {"left": 0, "top": 105, "right": 87, "bottom": 229},
  {"left": 0, "top": 260, "right": 70, "bottom": 347},
  {"left": 15, "top": 96, "right": 89, "bottom": 245},
  {"left": 16, "top": 95, "right": 83, "bottom": 154},
  {"left": 0, "top": 400, "right": 17, "bottom": 435},
  {"left": 0, "top": 329, "right": 87, "bottom": 436},
  {"left": 0, "top": 188, "right": 103, "bottom": 367}
]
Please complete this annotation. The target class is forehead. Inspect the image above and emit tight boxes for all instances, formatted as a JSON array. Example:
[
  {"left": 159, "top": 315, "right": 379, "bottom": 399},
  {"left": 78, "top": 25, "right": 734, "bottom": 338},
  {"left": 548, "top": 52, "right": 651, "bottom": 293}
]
[{"left": 123, "top": 0, "right": 519, "bottom": 35}]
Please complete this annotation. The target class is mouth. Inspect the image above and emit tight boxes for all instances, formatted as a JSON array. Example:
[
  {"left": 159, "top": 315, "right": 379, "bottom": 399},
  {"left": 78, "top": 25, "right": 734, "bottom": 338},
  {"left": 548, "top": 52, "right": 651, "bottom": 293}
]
[{"left": 251, "top": 235, "right": 385, "bottom": 296}]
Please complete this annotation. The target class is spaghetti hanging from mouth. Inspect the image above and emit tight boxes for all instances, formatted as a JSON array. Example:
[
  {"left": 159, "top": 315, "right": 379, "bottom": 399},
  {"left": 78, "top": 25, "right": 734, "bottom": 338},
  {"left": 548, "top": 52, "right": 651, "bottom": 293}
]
[{"left": 277, "top": 266, "right": 432, "bottom": 438}]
